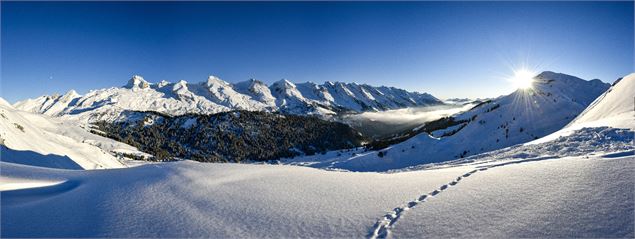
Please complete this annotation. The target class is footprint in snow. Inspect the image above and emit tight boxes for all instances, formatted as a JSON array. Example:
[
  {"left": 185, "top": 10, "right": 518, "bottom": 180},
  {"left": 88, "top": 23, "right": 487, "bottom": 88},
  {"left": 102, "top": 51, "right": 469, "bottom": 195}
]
[{"left": 418, "top": 195, "right": 428, "bottom": 201}]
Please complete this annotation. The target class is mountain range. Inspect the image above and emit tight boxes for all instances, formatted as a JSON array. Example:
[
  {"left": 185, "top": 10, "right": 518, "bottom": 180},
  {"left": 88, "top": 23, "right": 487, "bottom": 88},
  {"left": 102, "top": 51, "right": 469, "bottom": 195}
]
[
  {"left": 6, "top": 71, "right": 616, "bottom": 168},
  {"left": 2, "top": 71, "right": 632, "bottom": 238},
  {"left": 13, "top": 75, "right": 442, "bottom": 123}
]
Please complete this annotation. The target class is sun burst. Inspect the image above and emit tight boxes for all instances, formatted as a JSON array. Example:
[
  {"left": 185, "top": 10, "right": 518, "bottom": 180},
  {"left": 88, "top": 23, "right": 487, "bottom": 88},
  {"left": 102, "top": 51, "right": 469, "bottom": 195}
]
[{"left": 511, "top": 69, "right": 536, "bottom": 90}]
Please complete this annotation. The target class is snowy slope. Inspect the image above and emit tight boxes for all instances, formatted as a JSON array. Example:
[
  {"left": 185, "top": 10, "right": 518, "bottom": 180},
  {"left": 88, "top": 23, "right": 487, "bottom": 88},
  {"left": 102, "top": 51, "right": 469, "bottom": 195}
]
[
  {"left": 295, "top": 71, "right": 611, "bottom": 171},
  {"left": 391, "top": 153, "right": 633, "bottom": 238},
  {"left": 530, "top": 73, "right": 634, "bottom": 144},
  {"left": 571, "top": 73, "right": 634, "bottom": 129},
  {"left": 0, "top": 99, "right": 147, "bottom": 169},
  {"left": 2, "top": 140, "right": 632, "bottom": 237},
  {"left": 1, "top": 161, "right": 468, "bottom": 237},
  {"left": 1, "top": 72, "right": 632, "bottom": 238},
  {"left": 13, "top": 75, "right": 443, "bottom": 123}
]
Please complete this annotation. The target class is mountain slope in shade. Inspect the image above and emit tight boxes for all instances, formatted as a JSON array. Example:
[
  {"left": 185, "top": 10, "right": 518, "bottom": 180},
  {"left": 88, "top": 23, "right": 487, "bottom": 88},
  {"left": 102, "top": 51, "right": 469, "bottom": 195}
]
[
  {"left": 0, "top": 99, "right": 147, "bottom": 169},
  {"left": 290, "top": 71, "right": 611, "bottom": 171},
  {"left": 13, "top": 75, "right": 443, "bottom": 123}
]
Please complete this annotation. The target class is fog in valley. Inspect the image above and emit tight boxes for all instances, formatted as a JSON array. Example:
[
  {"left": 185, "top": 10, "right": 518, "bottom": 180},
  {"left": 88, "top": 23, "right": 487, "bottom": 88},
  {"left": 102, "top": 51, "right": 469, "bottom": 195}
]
[{"left": 338, "top": 103, "right": 476, "bottom": 139}]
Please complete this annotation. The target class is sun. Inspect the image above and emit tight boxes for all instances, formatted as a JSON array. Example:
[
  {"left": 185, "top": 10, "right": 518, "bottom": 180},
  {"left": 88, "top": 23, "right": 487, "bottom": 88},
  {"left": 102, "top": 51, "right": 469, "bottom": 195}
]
[{"left": 511, "top": 69, "right": 535, "bottom": 90}]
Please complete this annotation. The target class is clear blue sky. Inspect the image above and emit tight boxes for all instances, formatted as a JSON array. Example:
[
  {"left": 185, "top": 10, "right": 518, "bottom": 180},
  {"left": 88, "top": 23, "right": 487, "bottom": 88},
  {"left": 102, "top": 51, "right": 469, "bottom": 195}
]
[{"left": 2, "top": 1, "right": 633, "bottom": 103}]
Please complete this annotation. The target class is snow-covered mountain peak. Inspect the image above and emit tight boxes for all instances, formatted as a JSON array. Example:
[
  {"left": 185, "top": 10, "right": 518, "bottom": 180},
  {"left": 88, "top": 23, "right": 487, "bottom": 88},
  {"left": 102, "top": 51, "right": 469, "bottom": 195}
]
[
  {"left": 205, "top": 75, "right": 231, "bottom": 88},
  {"left": 124, "top": 75, "right": 150, "bottom": 90},
  {"left": 14, "top": 74, "right": 444, "bottom": 122},
  {"left": 61, "top": 90, "right": 80, "bottom": 100},
  {"left": 527, "top": 71, "right": 609, "bottom": 107},
  {"left": 234, "top": 78, "right": 266, "bottom": 89},
  {"left": 232, "top": 79, "right": 277, "bottom": 107},
  {"left": 272, "top": 79, "right": 297, "bottom": 89},
  {"left": 0, "top": 97, "right": 12, "bottom": 108},
  {"left": 172, "top": 80, "right": 189, "bottom": 94},
  {"left": 157, "top": 80, "right": 170, "bottom": 88},
  {"left": 234, "top": 78, "right": 272, "bottom": 94},
  {"left": 534, "top": 71, "right": 604, "bottom": 88}
]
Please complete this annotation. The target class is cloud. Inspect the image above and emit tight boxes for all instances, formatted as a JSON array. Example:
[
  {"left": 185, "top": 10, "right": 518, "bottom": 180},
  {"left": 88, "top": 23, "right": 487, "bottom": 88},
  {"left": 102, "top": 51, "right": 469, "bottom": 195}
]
[{"left": 346, "top": 104, "right": 475, "bottom": 125}]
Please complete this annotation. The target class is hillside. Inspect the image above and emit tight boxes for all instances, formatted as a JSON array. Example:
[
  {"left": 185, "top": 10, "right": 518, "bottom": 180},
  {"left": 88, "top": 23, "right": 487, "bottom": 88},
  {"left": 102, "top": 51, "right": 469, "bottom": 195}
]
[
  {"left": 13, "top": 75, "right": 443, "bottom": 123},
  {"left": 2, "top": 72, "right": 633, "bottom": 238},
  {"left": 93, "top": 110, "right": 368, "bottom": 162},
  {"left": 0, "top": 99, "right": 148, "bottom": 169},
  {"left": 2, "top": 116, "right": 632, "bottom": 237},
  {"left": 286, "top": 71, "right": 612, "bottom": 171}
]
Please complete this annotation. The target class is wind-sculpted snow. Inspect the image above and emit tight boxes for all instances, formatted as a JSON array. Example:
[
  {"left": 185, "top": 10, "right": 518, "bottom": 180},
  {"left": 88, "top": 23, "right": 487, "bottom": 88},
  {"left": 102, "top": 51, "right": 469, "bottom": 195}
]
[
  {"left": 2, "top": 148, "right": 632, "bottom": 237},
  {"left": 13, "top": 75, "right": 443, "bottom": 123},
  {"left": 449, "top": 127, "right": 634, "bottom": 166},
  {"left": 368, "top": 126, "right": 633, "bottom": 238},
  {"left": 0, "top": 161, "right": 466, "bottom": 237},
  {"left": 391, "top": 154, "right": 634, "bottom": 238}
]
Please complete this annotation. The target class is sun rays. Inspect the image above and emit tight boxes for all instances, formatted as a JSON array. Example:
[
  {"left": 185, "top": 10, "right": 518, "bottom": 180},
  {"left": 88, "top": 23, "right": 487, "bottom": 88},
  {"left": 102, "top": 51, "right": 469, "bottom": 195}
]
[{"left": 511, "top": 69, "right": 536, "bottom": 90}]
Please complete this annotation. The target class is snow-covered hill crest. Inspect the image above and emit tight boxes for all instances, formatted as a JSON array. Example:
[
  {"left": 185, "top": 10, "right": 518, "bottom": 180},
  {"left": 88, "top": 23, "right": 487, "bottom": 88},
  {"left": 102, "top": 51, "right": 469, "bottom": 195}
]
[
  {"left": 529, "top": 72, "right": 635, "bottom": 144},
  {"left": 13, "top": 75, "right": 443, "bottom": 122}
]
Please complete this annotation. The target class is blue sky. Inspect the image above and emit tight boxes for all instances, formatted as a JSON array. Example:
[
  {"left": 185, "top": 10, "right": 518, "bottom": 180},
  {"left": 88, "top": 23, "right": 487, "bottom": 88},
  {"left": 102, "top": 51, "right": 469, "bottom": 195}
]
[{"left": 2, "top": 1, "right": 633, "bottom": 103}]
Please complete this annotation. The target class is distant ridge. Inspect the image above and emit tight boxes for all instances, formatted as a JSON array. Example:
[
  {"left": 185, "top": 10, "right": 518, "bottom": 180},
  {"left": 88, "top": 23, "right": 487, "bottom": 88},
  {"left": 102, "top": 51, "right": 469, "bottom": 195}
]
[{"left": 14, "top": 75, "right": 443, "bottom": 123}]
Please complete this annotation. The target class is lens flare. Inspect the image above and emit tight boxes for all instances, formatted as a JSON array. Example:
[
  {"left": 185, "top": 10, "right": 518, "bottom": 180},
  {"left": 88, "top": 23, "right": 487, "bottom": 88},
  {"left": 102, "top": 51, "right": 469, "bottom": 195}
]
[{"left": 511, "top": 69, "right": 535, "bottom": 90}]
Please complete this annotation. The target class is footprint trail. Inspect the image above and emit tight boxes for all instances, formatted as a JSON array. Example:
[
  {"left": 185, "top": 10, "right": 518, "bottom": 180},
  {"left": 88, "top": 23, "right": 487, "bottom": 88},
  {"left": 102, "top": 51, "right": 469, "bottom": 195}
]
[{"left": 368, "top": 169, "right": 480, "bottom": 239}]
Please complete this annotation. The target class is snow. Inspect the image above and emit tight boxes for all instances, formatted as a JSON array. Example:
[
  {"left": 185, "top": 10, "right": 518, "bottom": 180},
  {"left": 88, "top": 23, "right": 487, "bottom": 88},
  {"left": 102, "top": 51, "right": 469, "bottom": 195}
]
[
  {"left": 531, "top": 73, "right": 635, "bottom": 144},
  {"left": 303, "top": 71, "right": 612, "bottom": 171},
  {"left": 2, "top": 145, "right": 632, "bottom": 237},
  {"left": 13, "top": 75, "right": 443, "bottom": 123},
  {"left": 392, "top": 154, "right": 633, "bottom": 238},
  {"left": 2, "top": 71, "right": 632, "bottom": 238},
  {"left": 233, "top": 78, "right": 277, "bottom": 108},
  {"left": 181, "top": 117, "right": 197, "bottom": 128},
  {"left": 0, "top": 100, "right": 147, "bottom": 169},
  {"left": 1, "top": 161, "right": 468, "bottom": 237},
  {"left": 124, "top": 75, "right": 150, "bottom": 90}
]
